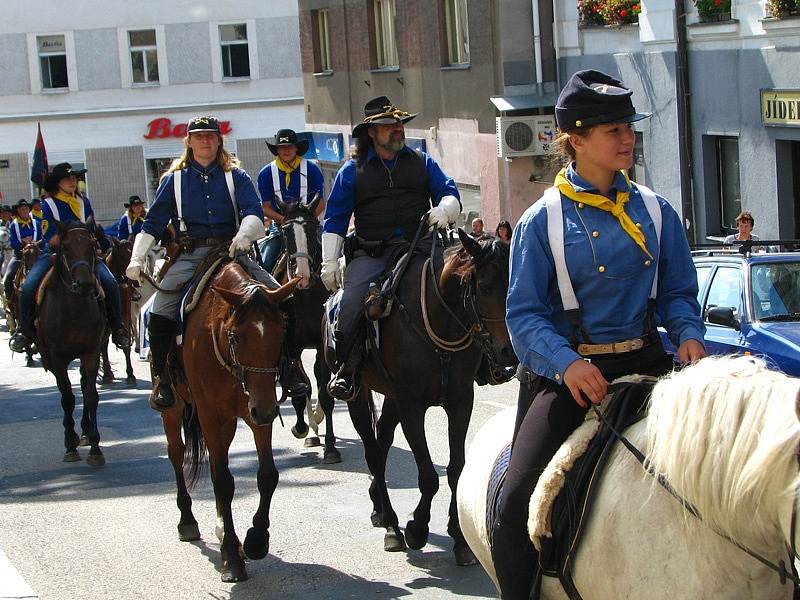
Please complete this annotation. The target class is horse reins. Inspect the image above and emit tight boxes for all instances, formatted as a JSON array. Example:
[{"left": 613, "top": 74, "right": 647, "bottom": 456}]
[
  {"left": 281, "top": 215, "right": 319, "bottom": 279},
  {"left": 57, "top": 232, "right": 98, "bottom": 295}
]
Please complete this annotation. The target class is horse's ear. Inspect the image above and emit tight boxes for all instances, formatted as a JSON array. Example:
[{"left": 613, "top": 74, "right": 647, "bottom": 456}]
[
  {"left": 111, "top": 237, "right": 120, "bottom": 247},
  {"left": 86, "top": 215, "right": 95, "bottom": 230},
  {"left": 211, "top": 285, "right": 247, "bottom": 307},
  {"left": 457, "top": 228, "right": 483, "bottom": 259},
  {"left": 55, "top": 219, "right": 67, "bottom": 237},
  {"left": 305, "top": 192, "right": 321, "bottom": 214},
  {"left": 274, "top": 194, "right": 289, "bottom": 214},
  {"left": 266, "top": 276, "right": 300, "bottom": 304}
]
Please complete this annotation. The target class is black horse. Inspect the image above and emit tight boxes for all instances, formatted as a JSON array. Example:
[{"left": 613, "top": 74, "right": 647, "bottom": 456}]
[
  {"left": 98, "top": 237, "right": 137, "bottom": 386},
  {"left": 327, "top": 230, "right": 517, "bottom": 565},
  {"left": 273, "top": 195, "right": 341, "bottom": 464},
  {"left": 37, "top": 218, "right": 108, "bottom": 465}
]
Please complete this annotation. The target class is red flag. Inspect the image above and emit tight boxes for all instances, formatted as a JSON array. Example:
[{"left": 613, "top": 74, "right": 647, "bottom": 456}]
[{"left": 30, "top": 122, "right": 49, "bottom": 187}]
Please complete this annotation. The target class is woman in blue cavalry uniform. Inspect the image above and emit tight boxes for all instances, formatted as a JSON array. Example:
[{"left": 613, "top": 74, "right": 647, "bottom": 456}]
[
  {"left": 117, "top": 195, "right": 146, "bottom": 240},
  {"left": 9, "top": 163, "right": 131, "bottom": 353},
  {"left": 3, "top": 199, "right": 42, "bottom": 308},
  {"left": 320, "top": 96, "right": 461, "bottom": 400},
  {"left": 125, "top": 115, "right": 301, "bottom": 411},
  {"left": 30, "top": 198, "right": 44, "bottom": 221},
  {"left": 257, "top": 128, "right": 325, "bottom": 272},
  {"left": 491, "top": 70, "right": 707, "bottom": 599}
]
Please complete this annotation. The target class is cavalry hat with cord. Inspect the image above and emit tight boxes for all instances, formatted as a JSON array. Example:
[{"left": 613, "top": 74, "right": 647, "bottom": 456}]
[
  {"left": 555, "top": 69, "right": 652, "bottom": 130},
  {"left": 15, "top": 199, "right": 31, "bottom": 209},
  {"left": 186, "top": 115, "right": 222, "bottom": 134},
  {"left": 124, "top": 195, "right": 144, "bottom": 208},
  {"left": 43, "top": 162, "right": 87, "bottom": 194},
  {"left": 266, "top": 128, "right": 309, "bottom": 156},
  {"left": 351, "top": 95, "right": 418, "bottom": 138}
]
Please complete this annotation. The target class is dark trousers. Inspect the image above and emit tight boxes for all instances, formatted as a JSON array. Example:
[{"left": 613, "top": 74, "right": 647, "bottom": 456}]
[
  {"left": 492, "top": 343, "right": 673, "bottom": 600},
  {"left": 3, "top": 256, "right": 20, "bottom": 302}
]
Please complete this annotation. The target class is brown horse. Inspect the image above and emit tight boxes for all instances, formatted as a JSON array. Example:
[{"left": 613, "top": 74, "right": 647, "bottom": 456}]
[
  {"left": 162, "top": 256, "right": 298, "bottom": 582},
  {"left": 7, "top": 240, "right": 41, "bottom": 366},
  {"left": 98, "top": 237, "right": 137, "bottom": 385},
  {"left": 37, "top": 218, "right": 107, "bottom": 465}
]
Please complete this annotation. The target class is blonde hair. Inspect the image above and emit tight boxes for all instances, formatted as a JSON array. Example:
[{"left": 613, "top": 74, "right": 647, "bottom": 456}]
[
  {"left": 161, "top": 133, "right": 240, "bottom": 182},
  {"left": 550, "top": 128, "right": 592, "bottom": 165}
]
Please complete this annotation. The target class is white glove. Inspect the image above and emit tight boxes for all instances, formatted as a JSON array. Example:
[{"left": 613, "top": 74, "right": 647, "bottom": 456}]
[
  {"left": 125, "top": 232, "right": 156, "bottom": 281},
  {"left": 321, "top": 232, "right": 344, "bottom": 293},
  {"left": 229, "top": 215, "right": 265, "bottom": 258},
  {"left": 427, "top": 195, "right": 461, "bottom": 230}
]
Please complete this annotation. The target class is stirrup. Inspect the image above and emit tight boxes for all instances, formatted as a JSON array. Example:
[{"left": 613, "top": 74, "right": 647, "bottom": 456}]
[
  {"left": 148, "top": 375, "right": 175, "bottom": 412},
  {"left": 327, "top": 368, "right": 357, "bottom": 402}
]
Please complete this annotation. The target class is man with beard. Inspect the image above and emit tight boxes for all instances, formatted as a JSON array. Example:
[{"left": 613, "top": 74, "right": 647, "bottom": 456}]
[{"left": 320, "top": 96, "right": 461, "bottom": 400}]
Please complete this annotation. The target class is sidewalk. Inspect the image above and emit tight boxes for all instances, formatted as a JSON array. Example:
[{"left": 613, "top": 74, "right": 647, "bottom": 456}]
[{"left": 0, "top": 548, "right": 37, "bottom": 599}]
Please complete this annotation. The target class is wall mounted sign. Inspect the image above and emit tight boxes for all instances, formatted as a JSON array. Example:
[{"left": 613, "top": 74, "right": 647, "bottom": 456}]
[
  {"left": 761, "top": 89, "right": 800, "bottom": 127},
  {"left": 144, "top": 118, "right": 233, "bottom": 139}
]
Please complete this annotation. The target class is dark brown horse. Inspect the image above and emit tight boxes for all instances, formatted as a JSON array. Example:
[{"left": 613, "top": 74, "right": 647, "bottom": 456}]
[
  {"left": 273, "top": 195, "right": 341, "bottom": 463},
  {"left": 7, "top": 240, "right": 41, "bottom": 366},
  {"left": 98, "top": 237, "right": 137, "bottom": 385},
  {"left": 162, "top": 257, "right": 298, "bottom": 582},
  {"left": 37, "top": 218, "right": 108, "bottom": 466},
  {"left": 328, "top": 230, "right": 517, "bottom": 565}
]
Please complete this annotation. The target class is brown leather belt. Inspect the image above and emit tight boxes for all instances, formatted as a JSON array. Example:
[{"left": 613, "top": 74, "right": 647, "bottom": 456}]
[
  {"left": 180, "top": 236, "right": 231, "bottom": 251},
  {"left": 577, "top": 333, "right": 658, "bottom": 357}
]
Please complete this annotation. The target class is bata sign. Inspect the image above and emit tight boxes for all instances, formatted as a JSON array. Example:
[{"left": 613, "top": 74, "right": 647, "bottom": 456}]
[{"left": 144, "top": 118, "right": 232, "bottom": 139}]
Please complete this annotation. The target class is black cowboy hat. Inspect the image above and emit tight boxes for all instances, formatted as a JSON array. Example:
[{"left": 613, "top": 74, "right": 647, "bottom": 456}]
[
  {"left": 352, "top": 96, "right": 417, "bottom": 138},
  {"left": 266, "top": 129, "right": 309, "bottom": 156},
  {"left": 15, "top": 199, "right": 31, "bottom": 209},
  {"left": 124, "top": 195, "right": 144, "bottom": 208},
  {"left": 43, "top": 162, "right": 87, "bottom": 194},
  {"left": 555, "top": 70, "right": 651, "bottom": 130},
  {"left": 187, "top": 115, "right": 221, "bottom": 134}
]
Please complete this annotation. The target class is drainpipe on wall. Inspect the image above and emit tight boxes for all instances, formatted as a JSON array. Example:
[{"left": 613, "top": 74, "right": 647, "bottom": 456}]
[
  {"left": 342, "top": 0, "right": 355, "bottom": 136},
  {"left": 674, "top": 0, "right": 696, "bottom": 242},
  {"left": 532, "top": 0, "right": 544, "bottom": 90}
]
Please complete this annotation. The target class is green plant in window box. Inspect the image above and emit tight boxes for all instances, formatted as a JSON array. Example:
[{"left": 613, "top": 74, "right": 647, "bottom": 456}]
[
  {"left": 578, "top": 0, "right": 607, "bottom": 25},
  {"left": 599, "top": 0, "right": 642, "bottom": 25},
  {"left": 694, "top": 0, "right": 732, "bottom": 21}
]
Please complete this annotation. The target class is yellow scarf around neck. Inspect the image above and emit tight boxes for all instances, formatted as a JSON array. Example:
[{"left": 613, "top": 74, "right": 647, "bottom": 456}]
[
  {"left": 54, "top": 191, "right": 85, "bottom": 222},
  {"left": 554, "top": 167, "right": 651, "bottom": 259},
  {"left": 14, "top": 216, "right": 32, "bottom": 227},
  {"left": 32, "top": 208, "right": 43, "bottom": 219},
  {"left": 275, "top": 156, "right": 302, "bottom": 190}
]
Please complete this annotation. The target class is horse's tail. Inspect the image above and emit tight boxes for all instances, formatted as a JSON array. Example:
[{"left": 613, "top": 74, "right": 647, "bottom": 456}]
[{"left": 182, "top": 403, "right": 207, "bottom": 490}]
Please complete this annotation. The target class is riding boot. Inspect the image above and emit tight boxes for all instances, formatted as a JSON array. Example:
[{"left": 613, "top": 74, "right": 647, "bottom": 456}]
[
  {"left": 328, "top": 331, "right": 361, "bottom": 402},
  {"left": 491, "top": 517, "right": 538, "bottom": 599},
  {"left": 280, "top": 298, "right": 309, "bottom": 397},
  {"left": 148, "top": 313, "right": 176, "bottom": 411}
]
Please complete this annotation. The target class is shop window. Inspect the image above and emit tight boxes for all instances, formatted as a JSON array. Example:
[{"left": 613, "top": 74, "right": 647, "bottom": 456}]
[
  {"left": 372, "top": 0, "right": 398, "bottom": 68},
  {"left": 442, "top": 0, "right": 470, "bottom": 66},
  {"left": 716, "top": 136, "right": 741, "bottom": 232},
  {"left": 38, "top": 35, "right": 68, "bottom": 89},
  {"left": 129, "top": 29, "right": 159, "bottom": 85},
  {"left": 312, "top": 9, "right": 333, "bottom": 73},
  {"left": 219, "top": 24, "right": 250, "bottom": 78}
]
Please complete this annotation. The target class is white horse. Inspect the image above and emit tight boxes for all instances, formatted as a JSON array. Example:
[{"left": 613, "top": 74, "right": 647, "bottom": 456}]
[{"left": 458, "top": 356, "right": 800, "bottom": 599}]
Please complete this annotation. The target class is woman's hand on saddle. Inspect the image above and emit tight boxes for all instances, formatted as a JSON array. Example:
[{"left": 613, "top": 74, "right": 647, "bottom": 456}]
[
  {"left": 677, "top": 339, "right": 706, "bottom": 364},
  {"left": 564, "top": 359, "right": 608, "bottom": 408}
]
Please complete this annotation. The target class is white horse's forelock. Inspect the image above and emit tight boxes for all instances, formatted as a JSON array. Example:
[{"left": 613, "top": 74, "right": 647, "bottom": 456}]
[{"left": 646, "top": 355, "right": 800, "bottom": 553}]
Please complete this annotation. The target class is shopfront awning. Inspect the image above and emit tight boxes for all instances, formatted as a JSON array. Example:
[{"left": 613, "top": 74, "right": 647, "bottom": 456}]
[{"left": 490, "top": 92, "right": 558, "bottom": 112}]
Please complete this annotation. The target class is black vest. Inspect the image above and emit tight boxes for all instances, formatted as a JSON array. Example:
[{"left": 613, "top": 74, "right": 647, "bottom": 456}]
[{"left": 353, "top": 149, "right": 431, "bottom": 241}]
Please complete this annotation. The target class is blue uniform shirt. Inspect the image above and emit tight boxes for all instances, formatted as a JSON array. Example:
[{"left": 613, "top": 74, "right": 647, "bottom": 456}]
[
  {"left": 323, "top": 146, "right": 460, "bottom": 237},
  {"left": 507, "top": 164, "right": 705, "bottom": 383},
  {"left": 41, "top": 194, "right": 96, "bottom": 248},
  {"left": 142, "top": 160, "right": 263, "bottom": 240},
  {"left": 9, "top": 217, "right": 42, "bottom": 251},
  {"left": 257, "top": 159, "right": 325, "bottom": 211},
  {"left": 117, "top": 211, "right": 145, "bottom": 240}
]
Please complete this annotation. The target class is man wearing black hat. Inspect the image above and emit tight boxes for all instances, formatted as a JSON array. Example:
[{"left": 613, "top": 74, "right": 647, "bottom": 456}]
[
  {"left": 3, "top": 199, "right": 42, "bottom": 307},
  {"left": 117, "top": 195, "right": 146, "bottom": 240},
  {"left": 0, "top": 204, "right": 12, "bottom": 226},
  {"left": 320, "top": 96, "right": 462, "bottom": 400},
  {"left": 10, "top": 162, "right": 131, "bottom": 353},
  {"left": 125, "top": 115, "right": 281, "bottom": 410}
]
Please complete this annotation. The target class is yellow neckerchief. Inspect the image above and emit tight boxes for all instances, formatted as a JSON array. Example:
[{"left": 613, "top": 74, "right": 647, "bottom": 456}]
[
  {"left": 128, "top": 209, "right": 145, "bottom": 224},
  {"left": 54, "top": 191, "right": 85, "bottom": 221},
  {"left": 14, "top": 216, "right": 33, "bottom": 227},
  {"left": 275, "top": 156, "right": 302, "bottom": 190},
  {"left": 555, "top": 167, "right": 652, "bottom": 259},
  {"left": 32, "top": 208, "right": 43, "bottom": 219}
]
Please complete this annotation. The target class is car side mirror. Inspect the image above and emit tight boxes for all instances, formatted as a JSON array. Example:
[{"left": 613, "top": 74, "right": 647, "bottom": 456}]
[{"left": 707, "top": 306, "right": 741, "bottom": 331}]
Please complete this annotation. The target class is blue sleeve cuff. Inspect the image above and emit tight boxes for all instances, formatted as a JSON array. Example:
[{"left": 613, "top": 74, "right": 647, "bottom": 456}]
[
  {"left": 523, "top": 345, "right": 581, "bottom": 385},
  {"left": 676, "top": 326, "right": 706, "bottom": 348}
]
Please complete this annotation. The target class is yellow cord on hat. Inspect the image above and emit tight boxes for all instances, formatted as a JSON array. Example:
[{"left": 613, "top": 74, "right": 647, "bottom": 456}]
[
  {"left": 275, "top": 156, "right": 302, "bottom": 189},
  {"left": 364, "top": 106, "right": 412, "bottom": 123},
  {"left": 554, "top": 167, "right": 652, "bottom": 259}
]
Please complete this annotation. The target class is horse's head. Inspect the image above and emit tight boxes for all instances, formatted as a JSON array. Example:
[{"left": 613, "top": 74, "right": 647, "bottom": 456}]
[
  {"left": 106, "top": 236, "right": 133, "bottom": 278},
  {"left": 21, "top": 239, "right": 41, "bottom": 270},
  {"left": 55, "top": 217, "right": 98, "bottom": 295},
  {"left": 276, "top": 193, "right": 322, "bottom": 289},
  {"left": 212, "top": 277, "right": 300, "bottom": 425},
  {"left": 446, "top": 229, "right": 517, "bottom": 384}
]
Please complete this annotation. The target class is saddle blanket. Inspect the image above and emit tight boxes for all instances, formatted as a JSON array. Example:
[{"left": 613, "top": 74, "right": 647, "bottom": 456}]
[{"left": 324, "top": 288, "right": 380, "bottom": 361}]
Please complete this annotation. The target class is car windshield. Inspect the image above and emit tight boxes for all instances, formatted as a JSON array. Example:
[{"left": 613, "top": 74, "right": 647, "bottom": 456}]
[{"left": 751, "top": 261, "right": 800, "bottom": 321}]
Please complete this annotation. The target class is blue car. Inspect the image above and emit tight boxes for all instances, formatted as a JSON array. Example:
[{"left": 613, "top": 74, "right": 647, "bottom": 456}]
[{"left": 660, "top": 249, "right": 800, "bottom": 376}]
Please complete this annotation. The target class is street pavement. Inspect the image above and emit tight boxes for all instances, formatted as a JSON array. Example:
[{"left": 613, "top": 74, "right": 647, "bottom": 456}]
[{"left": 0, "top": 320, "right": 518, "bottom": 600}]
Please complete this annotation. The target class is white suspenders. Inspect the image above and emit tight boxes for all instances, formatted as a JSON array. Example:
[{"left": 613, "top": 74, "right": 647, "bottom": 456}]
[
  {"left": 270, "top": 159, "right": 308, "bottom": 203},
  {"left": 44, "top": 197, "right": 86, "bottom": 224},
  {"left": 544, "top": 181, "right": 662, "bottom": 314},
  {"left": 173, "top": 168, "right": 239, "bottom": 233}
]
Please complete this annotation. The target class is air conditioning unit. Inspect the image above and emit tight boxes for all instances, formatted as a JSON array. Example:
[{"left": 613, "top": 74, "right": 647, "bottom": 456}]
[{"left": 496, "top": 115, "right": 557, "bottom": 158}]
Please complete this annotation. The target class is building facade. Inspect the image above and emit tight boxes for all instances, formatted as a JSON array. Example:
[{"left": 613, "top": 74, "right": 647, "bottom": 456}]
[{"left": 0, "top": 1, "right": 305, "bottom": 225}]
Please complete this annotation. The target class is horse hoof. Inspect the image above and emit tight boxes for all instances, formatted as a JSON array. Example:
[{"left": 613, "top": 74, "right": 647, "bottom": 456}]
[
  {"left": 178, "top": 522, "right": 201, "bottom": 542},
  {"left": 384, "top": 530, "right": 406, "bottom": 552},
  {"left": 63, "top": 450, "right": 81, "bottom": 462},
  {"left": 221, "top": 562, "right": 248, "bottom": 583},
  {"left": 243, "top": 527, "right": 270, "bottom": 560},
  {"left": 304, "top": 436, "right": 320, "bottom": 448},
  {"left": 125, "top": 376, "right": 137, "bottom": 386},
  {"left": 79, "top": 434, "right": 90, "bottom": 447},
  {"left": 323, "top": 449, "right": 342, "bottom": 464},
  {"left": 454, "top": 544, "right": 479, "bottom": 566},
  {"left": 101, "top": 374, "right": 114, "bottom": 384},
  {"left": 404, "top": 520, "right": 429, "bottom": 550},
  {"left": 371, "top": 511, "right": 384, "bottom": 528},
  {"left": 86, "top": 453, "right": 105, "bottom": 467},
  {"left": 291, "top": 424, "right": 308, "bottom": 439},
  {"left": 26, "top": 358, "right": 34, "bottom": 367}
]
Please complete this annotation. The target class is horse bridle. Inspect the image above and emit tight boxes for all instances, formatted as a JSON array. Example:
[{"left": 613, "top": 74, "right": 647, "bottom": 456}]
[
  {"left": 281, "top": 215, "right": 320, "bottom": 278},
  {"left": 57, "top": 232, "right": 98, "bottom": 295}
]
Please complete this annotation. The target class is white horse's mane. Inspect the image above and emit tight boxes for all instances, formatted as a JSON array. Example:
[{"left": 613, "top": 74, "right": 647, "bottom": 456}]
[{"left": 646, "top": 355, "right": 800, "bottom": 551}]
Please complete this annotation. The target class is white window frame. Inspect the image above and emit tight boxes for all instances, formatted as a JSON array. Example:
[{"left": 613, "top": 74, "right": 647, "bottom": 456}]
[
  {"left": 118, "top": 26, "right": 167, "bottom": 88},
  {"left": 219, "top": 22, "right": 251, "bottom": 79},
  {"left": 315, "top": 8, "right": 333, "bottom": 73},
  {"left": 373, "top": 0, "right": 398, "bottom": 69},
  {"left": 444, "top": 0, "right": 470, "bottom": 66},
  {"left": 36, "top": 34, "right": 70, "bottom": 91},
  {"left": 210, "top": 20, "right": 258, "bottom": 83},
  {"left": 128, "top": 29, "right": 159, "bottom": 86}
]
